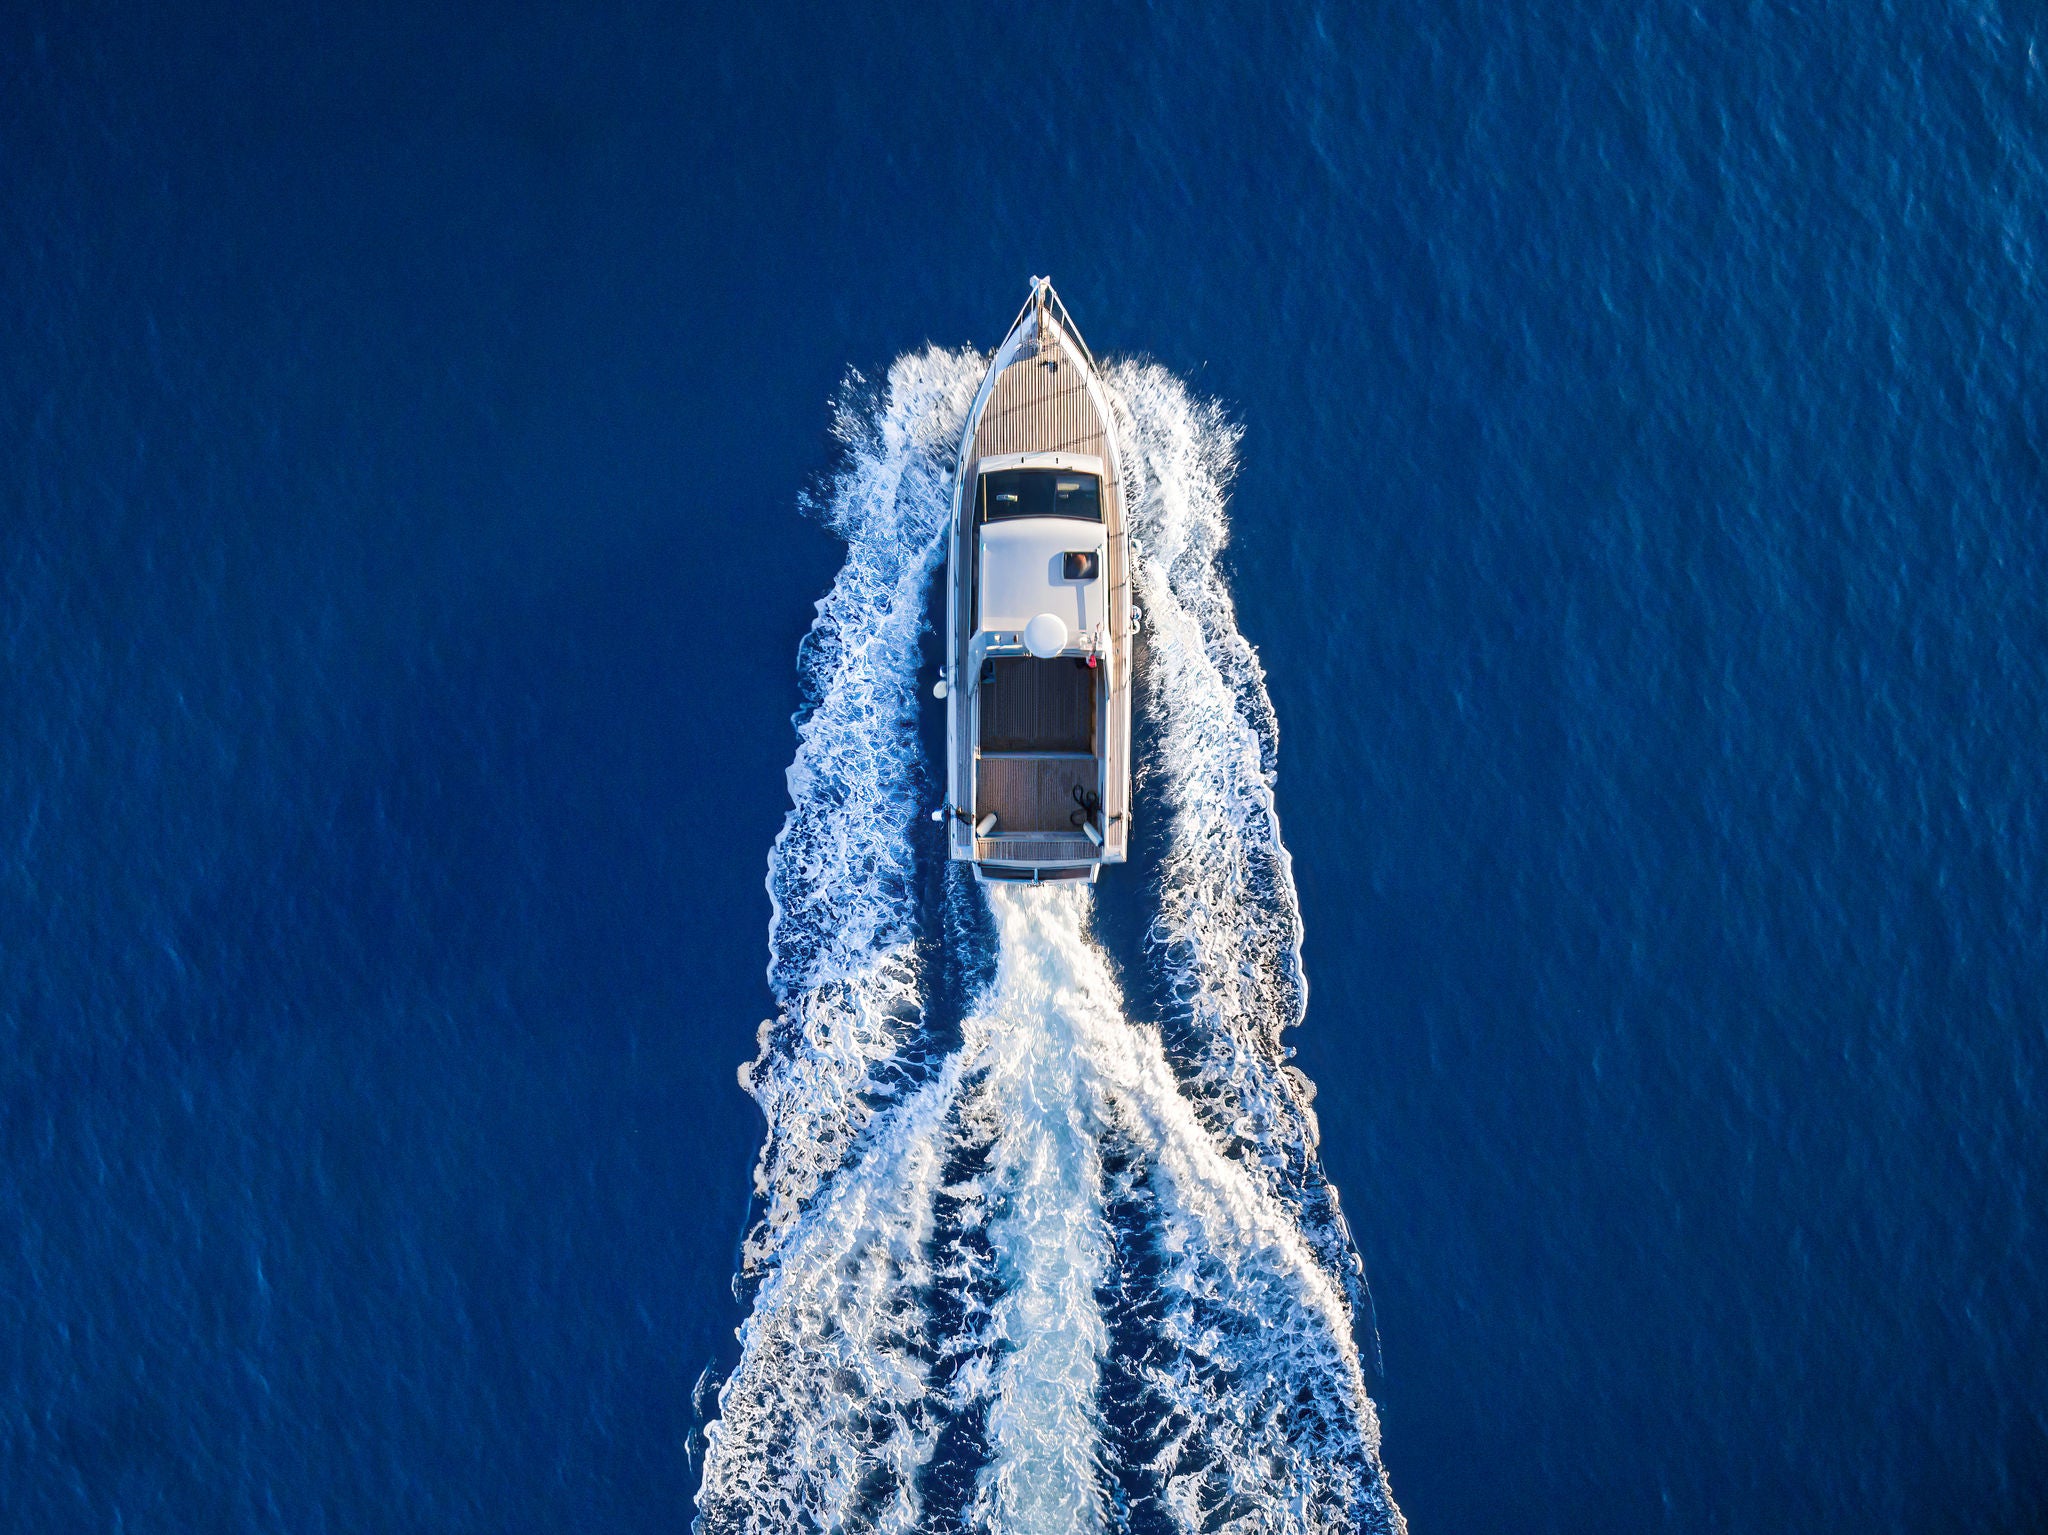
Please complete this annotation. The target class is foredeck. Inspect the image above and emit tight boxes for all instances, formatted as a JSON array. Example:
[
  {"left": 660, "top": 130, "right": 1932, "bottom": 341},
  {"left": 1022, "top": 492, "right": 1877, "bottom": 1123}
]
[{"left": 969, "top": 350, "right": 1111, "bottom": 462}]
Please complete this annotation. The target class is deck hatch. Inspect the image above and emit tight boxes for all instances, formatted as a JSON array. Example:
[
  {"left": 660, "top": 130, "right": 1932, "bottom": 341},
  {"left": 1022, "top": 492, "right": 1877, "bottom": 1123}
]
[{"left": 979, "top": 658, "right": 1095, "bottom": 753}]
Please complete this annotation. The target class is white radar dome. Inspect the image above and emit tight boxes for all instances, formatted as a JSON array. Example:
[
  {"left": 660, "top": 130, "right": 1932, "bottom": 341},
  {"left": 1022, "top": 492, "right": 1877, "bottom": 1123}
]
[{"left": 1024, "top": 612, "right": 1069, "bottom": 658}]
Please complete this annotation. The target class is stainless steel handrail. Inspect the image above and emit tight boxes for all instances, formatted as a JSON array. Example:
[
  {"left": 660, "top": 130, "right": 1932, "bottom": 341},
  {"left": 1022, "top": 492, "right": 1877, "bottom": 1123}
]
[{"left": 1027, "top": 275, "right": 1098, "bottom": 372}]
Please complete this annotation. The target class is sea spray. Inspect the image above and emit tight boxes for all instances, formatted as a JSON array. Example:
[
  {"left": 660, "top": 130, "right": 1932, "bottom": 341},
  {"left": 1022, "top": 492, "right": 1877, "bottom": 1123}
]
[
  {"left": 701, "top": 348, "right": 983, "bottom": 1531},
  {"left": 699, "top": 1068, "right": 965, "bottom": 1533},
  {"left": 1110, "top": 361, "right": 1370, "bottom": 1307},
  {"left": 982, "top": 888, "right": 1402, "bottom": 1535},
  {"left": 957, "top": 888, "right": 1114, "bottom": 1533},
  {"left": 702, "top": 347, "right": 1403, "bottom": 1535},
  {"left": 742, "top": 347, "right": 982, "bottom": 1271}
]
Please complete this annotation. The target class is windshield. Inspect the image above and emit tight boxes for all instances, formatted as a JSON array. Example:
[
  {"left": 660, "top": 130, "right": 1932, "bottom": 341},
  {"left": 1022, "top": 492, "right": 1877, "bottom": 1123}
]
[{"left": 979, "top": 469, "right": 1102, "bottom": 522}]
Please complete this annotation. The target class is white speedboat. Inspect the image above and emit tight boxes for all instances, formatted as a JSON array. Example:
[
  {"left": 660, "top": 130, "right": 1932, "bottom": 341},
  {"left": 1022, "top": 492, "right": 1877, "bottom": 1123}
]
[{"left": 939, "top": 279, "right": 1133, "bottom": 883}]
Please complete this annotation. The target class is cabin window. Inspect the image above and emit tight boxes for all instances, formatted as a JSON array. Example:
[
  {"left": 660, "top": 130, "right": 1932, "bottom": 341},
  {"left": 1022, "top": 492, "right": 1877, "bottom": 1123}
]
[{"left": 980, "top": 469, "right": 1102, "bottom": 522}]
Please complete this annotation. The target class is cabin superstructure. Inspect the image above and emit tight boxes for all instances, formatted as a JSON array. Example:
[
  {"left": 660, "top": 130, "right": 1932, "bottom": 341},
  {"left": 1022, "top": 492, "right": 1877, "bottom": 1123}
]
[{"left": 941, "top": 279, "right": 1133, "bottom": 882}]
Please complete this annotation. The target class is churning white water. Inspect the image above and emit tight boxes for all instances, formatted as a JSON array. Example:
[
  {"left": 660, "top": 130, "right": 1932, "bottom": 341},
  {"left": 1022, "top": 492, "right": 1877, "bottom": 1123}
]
[{"left": 696, "top": 349, "right": 1404, "bottom": 1535}]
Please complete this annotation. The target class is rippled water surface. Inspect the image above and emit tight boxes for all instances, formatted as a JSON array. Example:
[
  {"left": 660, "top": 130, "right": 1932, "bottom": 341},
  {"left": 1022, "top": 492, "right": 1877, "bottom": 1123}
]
[{"left": 5, "top": 3, "right": 2045, "bottom": 1531}]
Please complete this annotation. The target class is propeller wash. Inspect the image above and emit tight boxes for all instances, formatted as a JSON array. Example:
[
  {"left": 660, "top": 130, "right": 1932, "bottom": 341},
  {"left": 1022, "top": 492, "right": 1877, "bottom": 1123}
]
[{"left": 696, "top": 340, "right": 1405, "bottom": 1535}]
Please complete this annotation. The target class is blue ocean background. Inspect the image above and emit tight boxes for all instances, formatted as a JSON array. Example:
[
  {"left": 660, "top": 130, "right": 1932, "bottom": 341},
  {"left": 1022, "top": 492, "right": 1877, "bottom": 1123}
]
[{"left": 6, "top": 2, "right": 2046, "bottom": 1530}]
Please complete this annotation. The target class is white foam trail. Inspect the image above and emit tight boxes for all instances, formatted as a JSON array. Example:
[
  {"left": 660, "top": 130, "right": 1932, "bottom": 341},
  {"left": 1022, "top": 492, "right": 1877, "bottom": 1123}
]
[
  {"left": 701, "top": 349, "right": 980, "bottom": 1532},
  {"left": 741, "top": 347, "right": 982, "bottom": 1270},
  {"left": 704, "top": 348, "right": 1403, "bottom": 1535},
  {"left": 1101, "top": 362, "right": 1402, "bottom": 1528},
  {"left": 955, "top": 892, "right": 1115, "bottom": 1534},
  {"left": 982, "top": 888, "right": 1401, "bottom": 1535},
  {"left": 699, "top": 1066, "right": 964, "bottom": 1533},
  {"left": 1109, "top": 361, "right": 1367, "bottom": 1293}
]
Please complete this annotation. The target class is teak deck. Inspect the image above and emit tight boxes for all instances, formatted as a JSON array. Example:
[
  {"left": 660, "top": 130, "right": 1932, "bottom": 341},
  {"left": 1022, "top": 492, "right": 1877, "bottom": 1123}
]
[
  {"left": 980, "top": 659, "right": 1095, "bottom": 754},
  {"left": 975, "top": 755, "right": 1098, "bottom": 836},
  {"left": 968, "top": 347, "right": 1111, "bottom": 461}
]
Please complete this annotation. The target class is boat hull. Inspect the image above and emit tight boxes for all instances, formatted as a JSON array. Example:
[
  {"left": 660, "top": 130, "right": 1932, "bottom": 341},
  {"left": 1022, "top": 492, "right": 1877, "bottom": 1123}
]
[{"left": 943, "top": 283, "right": 1133, "bottom": 882}]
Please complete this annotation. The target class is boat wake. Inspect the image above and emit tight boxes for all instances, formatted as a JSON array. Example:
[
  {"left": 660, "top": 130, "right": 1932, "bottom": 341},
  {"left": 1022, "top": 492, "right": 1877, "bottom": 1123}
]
[{"left": 697, "top": 349, "right": 1404, "bottom": 1535}]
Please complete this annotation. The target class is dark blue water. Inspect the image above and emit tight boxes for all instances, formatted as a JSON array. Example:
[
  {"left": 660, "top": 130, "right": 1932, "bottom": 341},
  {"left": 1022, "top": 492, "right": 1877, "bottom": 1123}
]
[{"left": 6, "top": 2, "right": 2045, "bottom": 1529}]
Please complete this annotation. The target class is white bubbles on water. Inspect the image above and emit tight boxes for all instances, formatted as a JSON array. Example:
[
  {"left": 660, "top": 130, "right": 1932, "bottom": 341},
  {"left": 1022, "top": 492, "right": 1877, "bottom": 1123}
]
[
  {"left": 697, "top": 346, "right": 1403, "bottom": 1535},
  {"left": 971, "top": 886, "right": 1399, "bottom": 1534},
  {"left": 1109, "top": 360, "right": 1376, "bottom": 1327},
  {"left": 957, "top": 889, "right": 1114, "bottom": 1533},
  {"left": 741, "top": 347, "right": 982, "bottom": 1273}
]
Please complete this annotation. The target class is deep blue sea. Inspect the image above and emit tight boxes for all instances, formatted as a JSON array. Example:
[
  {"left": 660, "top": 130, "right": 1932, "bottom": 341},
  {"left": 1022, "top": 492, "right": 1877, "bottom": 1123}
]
[{"left": 6, "top": 2, "right": 2046, "bottom": 1531}]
